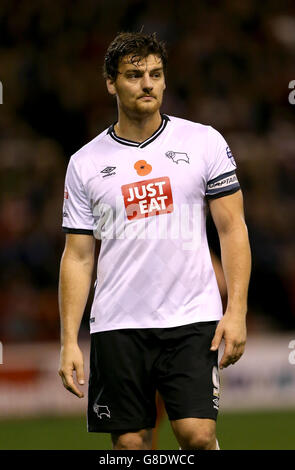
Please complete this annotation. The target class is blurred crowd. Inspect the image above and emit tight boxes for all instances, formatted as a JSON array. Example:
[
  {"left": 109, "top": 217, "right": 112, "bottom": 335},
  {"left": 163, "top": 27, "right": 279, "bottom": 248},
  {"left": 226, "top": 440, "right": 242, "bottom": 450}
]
[{"left": 0, "top": 0, "right": 295, "bottom": 342}]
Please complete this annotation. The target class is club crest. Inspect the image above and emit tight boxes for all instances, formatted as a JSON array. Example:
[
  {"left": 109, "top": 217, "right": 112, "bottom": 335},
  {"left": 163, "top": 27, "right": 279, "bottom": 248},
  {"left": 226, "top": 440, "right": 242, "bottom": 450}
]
[{"left": 165, "top": 151, "right": 189, "bottom": 164}]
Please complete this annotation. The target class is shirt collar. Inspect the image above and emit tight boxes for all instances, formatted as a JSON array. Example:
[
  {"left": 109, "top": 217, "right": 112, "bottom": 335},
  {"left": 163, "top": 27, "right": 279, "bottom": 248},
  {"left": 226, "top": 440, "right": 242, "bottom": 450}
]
[{"left": 107, "top": 114, "right": 170, "bottom": 148}]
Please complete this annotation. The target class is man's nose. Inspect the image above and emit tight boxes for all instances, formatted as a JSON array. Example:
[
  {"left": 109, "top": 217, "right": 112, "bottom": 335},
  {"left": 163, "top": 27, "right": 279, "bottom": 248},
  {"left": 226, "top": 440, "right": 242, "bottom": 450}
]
[{"left": 141, "top": 72, "right": 153, "bottom": 91}]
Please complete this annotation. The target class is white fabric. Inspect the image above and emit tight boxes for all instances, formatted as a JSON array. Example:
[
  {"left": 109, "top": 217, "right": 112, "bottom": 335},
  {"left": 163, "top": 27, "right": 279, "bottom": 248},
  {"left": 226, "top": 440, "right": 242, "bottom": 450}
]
[{"left": 62, "top": 115, "right": 239, "bottom": 333}]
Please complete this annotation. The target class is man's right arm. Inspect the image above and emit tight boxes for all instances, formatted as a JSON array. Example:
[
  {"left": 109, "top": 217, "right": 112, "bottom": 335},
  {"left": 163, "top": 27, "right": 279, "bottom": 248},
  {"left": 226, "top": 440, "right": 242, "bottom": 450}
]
[{"left": 58, "top": 233, "right": 96, "bottom": 398}]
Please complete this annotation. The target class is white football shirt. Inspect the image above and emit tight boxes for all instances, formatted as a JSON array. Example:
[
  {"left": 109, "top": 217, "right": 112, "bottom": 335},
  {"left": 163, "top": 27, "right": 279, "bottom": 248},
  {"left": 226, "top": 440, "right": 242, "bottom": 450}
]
[{"left": 62, "top": 114, "right": 240, "bottom": 333}]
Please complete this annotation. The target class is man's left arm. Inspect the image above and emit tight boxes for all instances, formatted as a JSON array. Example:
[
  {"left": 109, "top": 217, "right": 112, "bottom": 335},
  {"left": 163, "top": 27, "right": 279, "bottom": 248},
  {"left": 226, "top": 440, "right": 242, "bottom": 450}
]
[{"left": 208, "top": 189, "right": 251, "bottom": 368}]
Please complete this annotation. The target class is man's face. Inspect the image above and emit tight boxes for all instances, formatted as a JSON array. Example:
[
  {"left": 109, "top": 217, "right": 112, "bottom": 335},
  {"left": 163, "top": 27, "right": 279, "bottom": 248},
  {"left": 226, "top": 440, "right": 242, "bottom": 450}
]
[{"left": 107, "top": 54, "right": 166, "bottom": 118}]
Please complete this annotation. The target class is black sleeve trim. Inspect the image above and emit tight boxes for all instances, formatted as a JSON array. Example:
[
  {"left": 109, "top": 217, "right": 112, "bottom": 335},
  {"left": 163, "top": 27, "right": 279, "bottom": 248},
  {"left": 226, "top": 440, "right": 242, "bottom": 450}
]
[
  {"left": 206, "top": 187, "right": 241, "bottom": 200},
  {"left": 62, "top": 227, "right": 93, "bottom": 235},
  {"left": 207, "top": 169, "right": 236, "bottom": 185}
]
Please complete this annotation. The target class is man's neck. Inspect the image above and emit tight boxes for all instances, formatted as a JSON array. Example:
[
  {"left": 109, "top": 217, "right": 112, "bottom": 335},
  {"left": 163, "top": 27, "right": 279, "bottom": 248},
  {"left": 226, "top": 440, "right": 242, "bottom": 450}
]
[{"left": 114, "top": 112, "right": 162, "bottom": 143}]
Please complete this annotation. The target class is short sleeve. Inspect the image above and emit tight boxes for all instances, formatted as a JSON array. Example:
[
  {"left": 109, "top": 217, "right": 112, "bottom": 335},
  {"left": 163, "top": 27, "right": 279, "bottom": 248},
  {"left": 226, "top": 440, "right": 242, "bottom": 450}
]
[
  {"left": 62, "top": 157, "right": 94, "bottom": 235},
  {"left": 205, "top": 126, "right": 240, "bottom": 199}
]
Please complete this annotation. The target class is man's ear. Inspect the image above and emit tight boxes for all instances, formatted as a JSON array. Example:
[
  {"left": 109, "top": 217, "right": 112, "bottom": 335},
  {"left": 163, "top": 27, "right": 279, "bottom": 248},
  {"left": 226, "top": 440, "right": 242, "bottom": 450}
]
[{"left": 106, "top": 78, "right": 117, "bottom": 96}]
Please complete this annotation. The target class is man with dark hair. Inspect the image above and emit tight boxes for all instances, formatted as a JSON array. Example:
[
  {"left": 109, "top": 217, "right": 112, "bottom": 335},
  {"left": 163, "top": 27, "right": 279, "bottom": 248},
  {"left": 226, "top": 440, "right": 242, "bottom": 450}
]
[
  {"left": 58, "top": 31, "right": 251, "bottom": 450},
  {"left": 103, "top": 32, "right": 168, "bottom": 81}
]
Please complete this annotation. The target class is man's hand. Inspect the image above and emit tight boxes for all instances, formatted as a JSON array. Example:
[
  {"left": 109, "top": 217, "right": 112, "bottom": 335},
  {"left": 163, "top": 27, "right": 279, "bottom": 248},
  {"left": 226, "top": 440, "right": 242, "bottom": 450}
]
[
  {"left": 58, "top": 344, "right": 85, "bottom": 398},
  {"left": 210, "top": 312, "right": 247, "bottom": 369}
]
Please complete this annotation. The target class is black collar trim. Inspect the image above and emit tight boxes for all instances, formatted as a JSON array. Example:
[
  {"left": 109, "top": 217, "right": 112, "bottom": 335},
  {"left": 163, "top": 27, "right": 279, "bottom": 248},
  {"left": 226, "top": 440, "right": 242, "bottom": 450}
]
[{"left": 107, "top": 114, "right": 170, "bottom": 148}]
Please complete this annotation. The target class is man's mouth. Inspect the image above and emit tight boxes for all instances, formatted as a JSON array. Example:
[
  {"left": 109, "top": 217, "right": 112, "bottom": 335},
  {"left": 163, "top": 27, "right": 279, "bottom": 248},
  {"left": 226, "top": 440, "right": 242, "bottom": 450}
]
[{"left": 138, "top": 95, "right": 155, "bottom": 100}]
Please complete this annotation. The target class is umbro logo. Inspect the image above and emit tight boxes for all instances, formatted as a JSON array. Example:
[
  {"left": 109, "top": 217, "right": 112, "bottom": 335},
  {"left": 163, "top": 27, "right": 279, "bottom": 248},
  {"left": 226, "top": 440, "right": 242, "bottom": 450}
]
[{"left": 100, "top": 166, "right": 116, "bottom": 178}]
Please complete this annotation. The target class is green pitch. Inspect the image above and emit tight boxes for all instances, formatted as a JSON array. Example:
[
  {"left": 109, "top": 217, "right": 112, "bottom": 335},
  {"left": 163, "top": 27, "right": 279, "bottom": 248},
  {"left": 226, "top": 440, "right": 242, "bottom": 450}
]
[{"left": 0, "top": 410, "right": 294, "bottom": 450}]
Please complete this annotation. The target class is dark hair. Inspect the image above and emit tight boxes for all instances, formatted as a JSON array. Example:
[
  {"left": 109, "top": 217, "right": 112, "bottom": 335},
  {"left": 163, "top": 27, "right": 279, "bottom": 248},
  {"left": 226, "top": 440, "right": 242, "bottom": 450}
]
[{"left": 103, "top": 31, "right": 167, "bottom": 81}]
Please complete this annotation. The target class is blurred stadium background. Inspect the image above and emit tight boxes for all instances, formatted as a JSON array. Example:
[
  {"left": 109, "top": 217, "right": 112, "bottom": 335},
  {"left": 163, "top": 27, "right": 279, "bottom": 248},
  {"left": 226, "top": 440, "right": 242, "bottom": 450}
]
[{"left": 0, "top": 0, "right": 295, "bottom": 450}]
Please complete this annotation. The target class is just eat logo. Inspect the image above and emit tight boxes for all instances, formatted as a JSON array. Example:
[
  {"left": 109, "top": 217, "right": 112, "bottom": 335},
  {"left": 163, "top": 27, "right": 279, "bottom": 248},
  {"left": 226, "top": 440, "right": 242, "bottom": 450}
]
[{"left": 121, "top": 176, "right": 174, "bottom": 220}]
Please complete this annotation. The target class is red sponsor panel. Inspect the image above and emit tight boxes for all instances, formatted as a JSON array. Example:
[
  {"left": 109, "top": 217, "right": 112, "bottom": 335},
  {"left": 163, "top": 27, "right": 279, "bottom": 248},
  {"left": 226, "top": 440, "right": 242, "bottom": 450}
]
[{"left": 121, "top": 176, "right": 174, "bottom": 220}]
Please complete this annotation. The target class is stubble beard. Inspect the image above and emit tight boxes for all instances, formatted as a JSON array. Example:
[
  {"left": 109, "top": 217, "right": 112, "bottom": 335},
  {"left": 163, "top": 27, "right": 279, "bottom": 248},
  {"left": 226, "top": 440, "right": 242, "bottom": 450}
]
[{"left": 121, "top": 95, "right": 162, "bottom": 121}]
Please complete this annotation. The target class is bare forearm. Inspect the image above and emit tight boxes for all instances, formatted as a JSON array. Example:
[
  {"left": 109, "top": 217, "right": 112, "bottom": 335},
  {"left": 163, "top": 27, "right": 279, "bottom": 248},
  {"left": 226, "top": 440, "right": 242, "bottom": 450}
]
[
  {"left": 59, "top": 252, "right": 94, "bottom": 345},
  {"left": 219, "top": 221, "right": 251, "bottom": 315},
  {"left": 209, "top": 192, "right": 250, "bottom": 367}
]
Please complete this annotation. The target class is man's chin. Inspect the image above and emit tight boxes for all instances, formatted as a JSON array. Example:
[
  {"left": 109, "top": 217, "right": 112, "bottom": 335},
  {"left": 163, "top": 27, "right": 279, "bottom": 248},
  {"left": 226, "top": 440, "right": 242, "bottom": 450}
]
[{"left": 134, "top": 100, "right": 160, "bottom": 116}]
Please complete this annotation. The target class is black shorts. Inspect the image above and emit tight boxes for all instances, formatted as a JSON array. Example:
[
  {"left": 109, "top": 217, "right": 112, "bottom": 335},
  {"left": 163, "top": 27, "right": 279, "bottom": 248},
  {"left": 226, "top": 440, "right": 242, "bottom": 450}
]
[{"left": 87, "top": 321, "right": 220, "bottom": 433}]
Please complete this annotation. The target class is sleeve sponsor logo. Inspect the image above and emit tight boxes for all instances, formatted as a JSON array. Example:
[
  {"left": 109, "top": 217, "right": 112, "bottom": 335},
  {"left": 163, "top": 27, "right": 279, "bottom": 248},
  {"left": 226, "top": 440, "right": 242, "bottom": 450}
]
[
  {"left": 226, "top": 146, "right": 237, "bottom": 168},
  {"left": 121, "top": 176, "right": 174, "bottom": 220}
]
